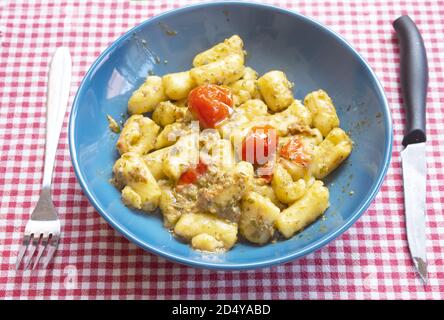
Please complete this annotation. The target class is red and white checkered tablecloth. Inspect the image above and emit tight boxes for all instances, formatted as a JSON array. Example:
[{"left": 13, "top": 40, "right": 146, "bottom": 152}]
[{"left": 0, "top": 0, "right": 443, "bottom": 300}]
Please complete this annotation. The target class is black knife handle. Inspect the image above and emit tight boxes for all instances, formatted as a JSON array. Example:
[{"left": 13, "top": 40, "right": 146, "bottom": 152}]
[{"left": 393, "top": 15, "right": 428, "bottom": 146}]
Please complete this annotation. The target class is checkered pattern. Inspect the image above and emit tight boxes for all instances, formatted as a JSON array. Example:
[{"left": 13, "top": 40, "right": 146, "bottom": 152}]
[{"left": 0, "top": 0, "right": 443, "bottom": 300}]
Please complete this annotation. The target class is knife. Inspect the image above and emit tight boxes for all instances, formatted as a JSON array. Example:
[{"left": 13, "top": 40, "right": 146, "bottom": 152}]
[{"left": 393, "top": 15, "right": 428, "bottom": 283}]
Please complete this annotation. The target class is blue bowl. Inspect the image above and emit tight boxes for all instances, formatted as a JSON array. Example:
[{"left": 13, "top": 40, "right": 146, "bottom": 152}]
[{"left": 69, "top": 2, "right": 392, "bottom": 270}]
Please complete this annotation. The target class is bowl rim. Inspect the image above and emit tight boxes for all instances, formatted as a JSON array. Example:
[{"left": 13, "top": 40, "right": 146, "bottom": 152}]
[{"left": 68, "top": 1, "right": 393, "bottom": 270}]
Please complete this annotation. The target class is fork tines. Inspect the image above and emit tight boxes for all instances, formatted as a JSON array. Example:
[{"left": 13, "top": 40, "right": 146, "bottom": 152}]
[{"left": 15, "top": 219, "right": 61, "bottom": 271}]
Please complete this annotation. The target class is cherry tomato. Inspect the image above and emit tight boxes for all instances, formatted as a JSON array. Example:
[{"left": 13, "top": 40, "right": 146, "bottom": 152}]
[
  {"left": 280, "top": 136, "right": 310, "bottom": 166},
  {"left": 177, "top": 161, "right": 208, "bottom": 185},
  {"left": 241, "top": 125, "right": 279, "bottom": 165},
  {"left": 188, "top": 84, "right": 233, "bottom": 128}
]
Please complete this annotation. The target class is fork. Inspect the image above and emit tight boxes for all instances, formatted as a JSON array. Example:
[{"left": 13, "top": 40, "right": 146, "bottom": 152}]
[{"left": 15, "top": 47, "right": 72, "bottom": 270}]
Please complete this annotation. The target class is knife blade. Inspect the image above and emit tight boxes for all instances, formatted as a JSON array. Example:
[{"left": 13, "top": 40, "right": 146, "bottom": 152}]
[
  {"left": 393, "top": 15, "right": 428, "bottom": 283},
  {"left": 401, "top": 143, "right": 427, "bottom": 282}
]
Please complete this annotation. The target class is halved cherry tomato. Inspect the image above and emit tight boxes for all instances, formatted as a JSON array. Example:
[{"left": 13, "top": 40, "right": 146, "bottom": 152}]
[
  {"left": 241, "top": 125, "right": 279, "bottom": 165},
  {"left": 177, "top": 161, "right": 208, "bottom": 185},
  {"left": 188, "top": 84, "right": 233, "bottom": 128},
  {"left": 280, "top": 136, "right": 310, "bottom": 166}
]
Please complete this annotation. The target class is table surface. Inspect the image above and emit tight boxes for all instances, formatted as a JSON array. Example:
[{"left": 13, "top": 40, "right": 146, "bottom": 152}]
[{"left": 1, "top": 0, "right": 443, "bottom": 300}]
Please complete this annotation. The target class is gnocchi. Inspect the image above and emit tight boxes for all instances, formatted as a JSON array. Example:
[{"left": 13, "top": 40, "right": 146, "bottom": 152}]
[
  {"left": 152, "top": 101, "right": 178, "bottom": 127},
  {"left": 190, "top": 53, "right": 245, "bottom": 85},
  {"left": 154, "top": 122, "right": 191, "bottom": 150},
  {"left": 158, "top": 181, "right": 182, "bottom": 228},
  {"left": 162, "top": 133, "right": 199, "bottom": 181},
  {"left": 258, "top": 70, "right": 294, "bottom": 112},
  {"left": 271, "top": 164, "right": 306, "bottom": 204},
  {"left": 239, "top": 191, "right": 280, "bottom": 244},
  {"left": 229, "top": 67, "right": 261, "bottom": 106},
  {"left": 304, "top": 89, "right": 340, "bottom": 137},
  {"left": 142, "top": 146, "right": 172, "bottom": 180},
  {"left": 174, "top": 212, "right": 238, "bottom": 250},
  {"left": 276, "top": 180, "right": 330, "bottom": 238},
  {"left": 310, "top": 127, "right": 353, "bottom": 179},
  {"left": 116, "top": 115, "right": 160, "bottom": 155},
  {"left": 112, "top": 152, "right": 161, "bottom": 211},
  {"left": 192, "top": 35, "right": 244, "bottom": 67},
  {"left": 128, "top": 76, "right": 167, "bottom": 114},
  {"left": 162, "top": 71, "right": 196, "bottom": 100},
  {"left": 110, "top": 35, "right": 353, "bottom": 253}
]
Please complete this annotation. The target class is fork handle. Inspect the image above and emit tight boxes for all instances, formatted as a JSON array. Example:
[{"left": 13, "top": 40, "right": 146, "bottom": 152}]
[{"left": 42, "top": 48, "right": 72, "bottom": 189}]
